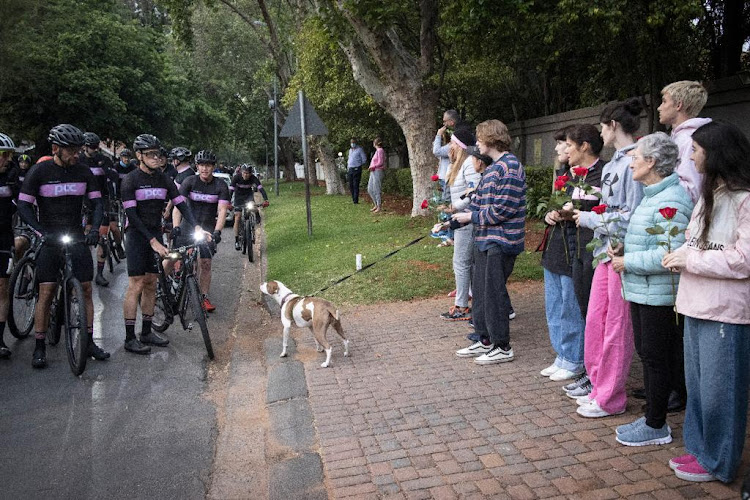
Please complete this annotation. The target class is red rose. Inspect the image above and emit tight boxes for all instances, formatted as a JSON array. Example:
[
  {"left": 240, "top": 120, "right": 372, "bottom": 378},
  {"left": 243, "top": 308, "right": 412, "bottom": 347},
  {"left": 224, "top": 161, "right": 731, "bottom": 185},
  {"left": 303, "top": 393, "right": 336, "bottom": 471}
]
[
  {"left": 554, "top": 179, "right": 566, "bottom": 191},
  {"left": 557, "top": 175, "right": 570, "bottom": 184},
  {"left": 431, "top": 174, "right": 439, "bottom": 182},
  {"left": 659, "top": 207, "right": 678, "bottom": 220},
  {"left": 591, "top": 204, "right": 607, "bottom": 215},
  {"left": 420, "top": 199, "right": 429, "bottom": 209},
  {"left": 572, "top": 166, "right": 589, "bottom": 178}
]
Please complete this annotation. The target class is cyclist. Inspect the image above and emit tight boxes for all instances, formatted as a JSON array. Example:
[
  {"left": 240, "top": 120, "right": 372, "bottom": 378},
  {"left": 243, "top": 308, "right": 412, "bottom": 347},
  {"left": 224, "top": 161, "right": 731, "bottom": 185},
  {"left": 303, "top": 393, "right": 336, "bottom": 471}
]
[
  {"left": 173, "top": 150, "right": 229, "bottom": 312},
  {"left": 170, "top": 147, "right": 194, "bottom": 188},
  {"left": 0, "top": 132, "right": 18, "bottom": 359},
  {"left": 160, "top": 146, "right": 177, "bottom": 180},
  {"left": 14, "top": 153, "right": 32, "bottom": 184},
  {"left": 17, "top": 124, "right": 107, "bottom": 368},
  {"left": 80, "top": 132, "right": 123, "bottom": 286},
  {"left": 114, "top": 148, "right": 136, "bottom": 192},
  {"left": 231, "top": 164, "right": 269, "bottom": 250},
  {"left": 121, "top": 134, "right": 203, "bottom": 354},
  {"left": 12, "top": 153, "right": 34, "bottom": 261}
]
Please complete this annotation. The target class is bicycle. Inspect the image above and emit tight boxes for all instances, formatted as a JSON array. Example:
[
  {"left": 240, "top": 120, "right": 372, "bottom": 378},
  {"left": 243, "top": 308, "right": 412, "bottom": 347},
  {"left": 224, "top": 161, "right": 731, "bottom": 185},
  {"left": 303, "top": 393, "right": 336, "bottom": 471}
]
[
  {"left": 99, "top": 230, "right": 121, "bottom": 274},
  {"left": 239, "top": 200, "right": 259, "bottom": 263},
  {"left": 151, "top": 237, "right": 214, "bottom": 359},
  {"left": 9, "top": 235, "right": 89, "bottom": 375},
  {"left": 7, "top": 235, "right": 42, "bottom": 339}
]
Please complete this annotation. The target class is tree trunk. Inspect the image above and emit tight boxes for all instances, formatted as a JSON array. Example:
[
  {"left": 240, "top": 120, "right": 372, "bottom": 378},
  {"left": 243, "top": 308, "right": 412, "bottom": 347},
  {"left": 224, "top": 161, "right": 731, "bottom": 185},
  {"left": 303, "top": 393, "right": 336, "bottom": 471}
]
[
  {"left": 307, "top": 149, "right": 318, "bottom": 186},
  {"left": 313, "top": 138, "right": 345, "bottom": 194},
  {"left": 281, "top": 139, "right": 296, "bottom": 181}
]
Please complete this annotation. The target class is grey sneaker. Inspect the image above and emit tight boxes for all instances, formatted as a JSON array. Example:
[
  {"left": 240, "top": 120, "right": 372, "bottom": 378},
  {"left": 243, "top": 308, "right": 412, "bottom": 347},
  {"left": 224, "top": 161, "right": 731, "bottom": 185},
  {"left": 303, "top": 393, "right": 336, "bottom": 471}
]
[
  {"left": 565, "top": 381, "right": 593, "bottom": 399},
  {"left": 615, "top": 419, "right": 672, "bottom": 446},
  {"left": 474, "top": 345, "right": 514, "bottom": 365},
  {"left": 616, "top": 416, "right": 646, "bottom": 435},
  {"left": 563, "top": 373, "right": 590, "bottom": 392},
  {"left": 456, "top": 341, "right": 491, "bottom": 358}
]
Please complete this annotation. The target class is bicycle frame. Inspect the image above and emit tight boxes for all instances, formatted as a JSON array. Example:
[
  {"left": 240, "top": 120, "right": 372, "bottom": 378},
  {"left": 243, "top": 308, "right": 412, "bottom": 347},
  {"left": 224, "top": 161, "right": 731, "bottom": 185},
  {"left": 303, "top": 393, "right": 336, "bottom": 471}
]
[{"left": 155, "top": 242, "right": 202, "bottom": 330}]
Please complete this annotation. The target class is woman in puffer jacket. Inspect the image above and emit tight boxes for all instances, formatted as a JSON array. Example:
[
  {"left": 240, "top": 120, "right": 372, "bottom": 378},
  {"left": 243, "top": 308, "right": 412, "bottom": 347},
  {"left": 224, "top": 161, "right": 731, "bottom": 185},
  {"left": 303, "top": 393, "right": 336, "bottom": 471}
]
[
  {"left": 608, "top": 132, "right": 693, "bottom": 447},
  {"left": 662, "top": 120, "right": 750, "bottom": 484}
]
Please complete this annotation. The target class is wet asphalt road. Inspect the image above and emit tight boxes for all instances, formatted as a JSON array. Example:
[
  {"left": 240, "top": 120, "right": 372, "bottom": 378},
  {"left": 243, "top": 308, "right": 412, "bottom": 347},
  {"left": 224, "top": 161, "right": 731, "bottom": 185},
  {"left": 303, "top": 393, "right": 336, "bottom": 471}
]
[{"left": 0, "top": 228, "right": 245, "bottom": 499}]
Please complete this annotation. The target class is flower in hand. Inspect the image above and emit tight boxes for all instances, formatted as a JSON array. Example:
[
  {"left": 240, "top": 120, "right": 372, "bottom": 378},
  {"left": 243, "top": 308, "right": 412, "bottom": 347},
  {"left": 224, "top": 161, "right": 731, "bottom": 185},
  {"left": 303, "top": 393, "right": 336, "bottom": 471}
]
[
  {"left": 659, "top": 207, "right": 678, "bottom": 220},
  {"left": 572, "top": 166, "right": 589, "bottom": 178},
  {"left": 591, "top": 204, "right": 607, "bottom": 215},
  {"left": 431, "top": 174, "right": 439, "bottom": 182}
]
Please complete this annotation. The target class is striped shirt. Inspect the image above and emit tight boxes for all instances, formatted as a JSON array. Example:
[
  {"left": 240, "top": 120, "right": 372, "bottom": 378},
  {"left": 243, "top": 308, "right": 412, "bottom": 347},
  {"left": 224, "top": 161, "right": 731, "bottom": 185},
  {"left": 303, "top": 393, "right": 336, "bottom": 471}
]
[{"left": 469, "top": 152, "right": 526, "bottom": 254}]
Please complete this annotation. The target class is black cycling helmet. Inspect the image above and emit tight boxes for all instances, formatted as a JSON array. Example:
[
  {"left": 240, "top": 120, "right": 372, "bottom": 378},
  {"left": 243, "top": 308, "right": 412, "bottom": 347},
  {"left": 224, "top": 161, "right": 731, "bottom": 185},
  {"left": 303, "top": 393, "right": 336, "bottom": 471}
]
[
  {"left": 83, "top": 132, "right": 100, "bottom": 148},
  {"left": 133, "top": 134, "right": 161, "bottom": 152},
  {"left": 159, "top": 146, "right": 168, "bottom": 158},
  {"left": 0, "top": 132, "right": 15, "bottom": 151},
  {"left": 170, "top": 146, "right": 192, "bottom": 162},
  {"left": 240, "top": 163, "right": 252, "bottom": 172},
  {"left": 18, "top": 154, "right": 31, "bottom": 164},
  {"left": 195, "top": 150, "right": 217, "bottom": 164},
  {"left": 48, "top": 124, "right": 85, "bottom": 147},
  {"left": 119, "top": 148, "right": 132, "bottom": 158}
]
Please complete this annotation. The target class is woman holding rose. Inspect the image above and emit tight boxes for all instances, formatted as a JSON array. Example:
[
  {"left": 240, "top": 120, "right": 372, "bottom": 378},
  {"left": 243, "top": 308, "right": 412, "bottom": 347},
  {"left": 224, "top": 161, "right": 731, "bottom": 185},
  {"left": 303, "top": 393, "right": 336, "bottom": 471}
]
[
  {"left": 662, "top": 121, "right": 750, "bottom": 483},
  {"left": 608, "top": 132, "right": 693, "bottom": 446}
]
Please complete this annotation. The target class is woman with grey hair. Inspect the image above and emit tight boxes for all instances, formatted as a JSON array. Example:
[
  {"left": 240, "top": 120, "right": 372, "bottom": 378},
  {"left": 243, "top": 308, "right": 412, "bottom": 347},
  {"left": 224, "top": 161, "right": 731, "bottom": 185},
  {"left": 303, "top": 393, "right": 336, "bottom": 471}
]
[{"left": 608, "top": 131, "right": 694, "bottom": 446}]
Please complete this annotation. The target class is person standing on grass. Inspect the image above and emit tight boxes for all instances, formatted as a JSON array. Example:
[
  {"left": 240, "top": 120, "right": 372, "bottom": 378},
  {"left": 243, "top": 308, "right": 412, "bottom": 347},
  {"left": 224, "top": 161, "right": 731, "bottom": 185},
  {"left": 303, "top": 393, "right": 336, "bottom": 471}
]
[
  {"left": 657, "top": 80, "right": 711, "bottom": 203},
  {"left": 453, "top": 120, "right": 526, "bottom": 365},
  {"left": 367, "top": 137, "right": 386, "bottom": 213},
  {"left": 347, "top": 138, "right": 367, "bottom": 204},
  {"left": 662, "top": 121, "right": 750, "bottom": 484}
]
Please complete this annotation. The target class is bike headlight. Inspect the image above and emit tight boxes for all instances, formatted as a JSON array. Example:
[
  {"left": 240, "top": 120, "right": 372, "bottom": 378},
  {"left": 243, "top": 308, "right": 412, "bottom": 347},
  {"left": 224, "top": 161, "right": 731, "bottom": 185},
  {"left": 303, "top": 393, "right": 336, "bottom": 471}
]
[
  {"left": 60, "top": 235, "right": 72, "bottom": 244},
  {"left": 246, "top": 201, "right": 256, "bottom": 210},
  {"left": 168, "top": 252, "right": 181, "bottom": 260},
  {"left": 194, "top": 230, "right": 205, "bottom": 242}
]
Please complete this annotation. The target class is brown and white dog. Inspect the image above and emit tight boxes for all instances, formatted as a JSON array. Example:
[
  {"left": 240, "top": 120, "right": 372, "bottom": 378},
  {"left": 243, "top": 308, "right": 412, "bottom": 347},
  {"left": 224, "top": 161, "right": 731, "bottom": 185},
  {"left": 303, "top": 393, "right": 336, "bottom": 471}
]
[{"left": 260, "top": 280, "right": 349, "bottom": 368}]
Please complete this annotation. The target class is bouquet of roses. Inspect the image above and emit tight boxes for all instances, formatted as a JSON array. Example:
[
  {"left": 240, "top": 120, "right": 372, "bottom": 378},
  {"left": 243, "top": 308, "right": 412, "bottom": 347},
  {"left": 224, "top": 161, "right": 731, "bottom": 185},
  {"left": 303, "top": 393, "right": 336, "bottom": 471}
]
[{"left": 586, "top": 204, "right": 626, "bottom": 268}]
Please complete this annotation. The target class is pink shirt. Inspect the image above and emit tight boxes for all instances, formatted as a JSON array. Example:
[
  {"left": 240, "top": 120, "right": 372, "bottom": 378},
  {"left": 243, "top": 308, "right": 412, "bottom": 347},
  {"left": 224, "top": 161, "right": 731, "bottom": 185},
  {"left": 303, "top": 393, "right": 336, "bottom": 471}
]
[
  {"left": 369, "top": 147, "right": 385, "bottom": 171},
  {"left": 674, "top": 188, "right": 750, "bottom": 324},
  {"left": 672, "top": 117, "right": 712, "bottom": 203}
]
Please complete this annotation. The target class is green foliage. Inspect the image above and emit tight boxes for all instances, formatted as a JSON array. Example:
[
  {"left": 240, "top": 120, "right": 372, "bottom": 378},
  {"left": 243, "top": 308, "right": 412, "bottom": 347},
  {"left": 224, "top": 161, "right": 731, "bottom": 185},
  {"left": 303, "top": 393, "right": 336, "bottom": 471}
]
[{"left": 524, "top": 166, "right": 554, "bottom": 219}]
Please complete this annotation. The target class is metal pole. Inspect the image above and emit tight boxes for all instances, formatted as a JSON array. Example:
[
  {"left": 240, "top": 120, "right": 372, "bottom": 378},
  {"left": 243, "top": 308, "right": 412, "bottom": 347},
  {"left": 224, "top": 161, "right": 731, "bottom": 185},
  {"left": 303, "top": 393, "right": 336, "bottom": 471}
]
[
  {"left": 273, "top": 79, "right": 279, "bottom": 196},
  {"left": 299, "top": 90, "right": 312, "bottom": 237}
]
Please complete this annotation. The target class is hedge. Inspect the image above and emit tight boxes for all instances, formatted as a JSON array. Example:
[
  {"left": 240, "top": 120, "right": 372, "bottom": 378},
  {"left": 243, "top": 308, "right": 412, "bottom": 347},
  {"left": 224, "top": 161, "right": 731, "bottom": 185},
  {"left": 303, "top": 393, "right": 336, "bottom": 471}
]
[{"left": 339, "top": 168, "right": 414, "bottom": 198}]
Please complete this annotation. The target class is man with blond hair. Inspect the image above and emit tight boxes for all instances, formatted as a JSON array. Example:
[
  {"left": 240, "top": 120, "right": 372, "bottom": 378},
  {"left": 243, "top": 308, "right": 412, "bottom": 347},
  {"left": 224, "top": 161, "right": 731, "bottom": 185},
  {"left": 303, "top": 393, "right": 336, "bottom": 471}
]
[{"left": 658, "top": 80, "right": 711, "bottom": 202}]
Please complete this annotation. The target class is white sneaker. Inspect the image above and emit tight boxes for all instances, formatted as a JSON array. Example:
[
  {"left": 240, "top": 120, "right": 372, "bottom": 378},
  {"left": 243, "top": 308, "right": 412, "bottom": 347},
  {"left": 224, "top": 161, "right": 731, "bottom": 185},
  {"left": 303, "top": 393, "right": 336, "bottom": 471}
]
[
  {"left": 540, "top": 364, "right": 559, "bottom": 377},
  {"left": 576, "top": 395, "right": 594, "bottom": 406},
  {"left": 456, "top": 341, "right": 492, "bottom": 358},
  {"left": 549, "top": 368, "right": 581, "bottom": 382},
  {"left": 474, "top": 345, "right": 514, "bottom": 365},
  {"left": 576, "top": 400, "right": 625, "bottom": 418}
]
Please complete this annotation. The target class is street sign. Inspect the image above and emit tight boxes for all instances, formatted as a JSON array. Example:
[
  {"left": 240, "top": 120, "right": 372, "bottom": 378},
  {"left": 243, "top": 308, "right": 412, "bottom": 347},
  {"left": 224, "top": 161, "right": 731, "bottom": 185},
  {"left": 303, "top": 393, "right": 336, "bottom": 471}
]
[{"left": 279, "top": 95, "right": 328, "bottom": 137}]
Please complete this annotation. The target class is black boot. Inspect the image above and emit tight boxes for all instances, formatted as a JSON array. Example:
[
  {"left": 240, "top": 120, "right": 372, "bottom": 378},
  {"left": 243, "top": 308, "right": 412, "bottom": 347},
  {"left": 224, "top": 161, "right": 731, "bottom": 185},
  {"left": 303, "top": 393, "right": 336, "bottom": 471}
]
[
  {"left": 667, "top": 390, "right": 686, "bottom": 413},
  {"left": 235, "top": 236, "right": 241, "bottom": 251},
  {"left": 124, "top": 338, "right": 151, "bottom": 355},
  {"left": 95, "top": 273, "right": 109, "bottom": 287},
  {"left": 140, "top": 331, "right": 169, "bottom": 347},
  {"left": 32, "top": 339, "right": 47, "bottom": 368},
  {"left": 88, "top": 341, "right": 110, "bottom": 360}
]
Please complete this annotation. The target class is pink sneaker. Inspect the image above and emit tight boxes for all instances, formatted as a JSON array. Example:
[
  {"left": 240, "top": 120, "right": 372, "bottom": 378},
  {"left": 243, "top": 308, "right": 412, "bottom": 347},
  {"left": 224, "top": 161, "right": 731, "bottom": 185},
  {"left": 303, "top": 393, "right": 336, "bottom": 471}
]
[
  {"left": 669, "top": 454, "right": 697, "bottom": 470},
  {"left": 675, "top": 461, "right": 717, "bottom": 482}
]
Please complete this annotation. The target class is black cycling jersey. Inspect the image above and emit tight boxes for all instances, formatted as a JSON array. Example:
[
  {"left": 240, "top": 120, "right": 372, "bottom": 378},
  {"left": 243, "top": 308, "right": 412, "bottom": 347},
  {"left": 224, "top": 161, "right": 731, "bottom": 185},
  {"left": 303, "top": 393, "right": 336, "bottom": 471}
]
[
  {"left": 230, "top": 173, "right": 267, "bottom": 203},
  {"left": 178, "top": 174, "right": 230, "bottom": 231},
  {"left": 79, "top": 152, "right": 117, "bottom": 200},
  {"left": 173, "top": 165, "right": 195, "bottom": 189},
  {"left": 0, "top": 168, "right": 18, "bottom": 231},
  {"left": 163, "top": 164, "right": 178, "bottom": 181},
  {"left": 121, "top": 167, "right": 196, "bottom": 239},
  {"left": 18, "top": 159, "right": 102, "bottom": 237},
  {"left": 12, "top": 165, "right": 31, "bottom": 187}
]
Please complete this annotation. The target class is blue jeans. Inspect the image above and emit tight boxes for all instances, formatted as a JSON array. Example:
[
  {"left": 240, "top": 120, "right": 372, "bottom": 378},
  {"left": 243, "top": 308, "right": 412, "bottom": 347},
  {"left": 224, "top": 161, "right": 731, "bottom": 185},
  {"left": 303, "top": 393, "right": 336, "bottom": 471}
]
[
  {"left": 543, "top": 269, "right": 585, "bottom": 372},
  {"left": 683, "top": 316, "right": 750, "bottom": 482}
]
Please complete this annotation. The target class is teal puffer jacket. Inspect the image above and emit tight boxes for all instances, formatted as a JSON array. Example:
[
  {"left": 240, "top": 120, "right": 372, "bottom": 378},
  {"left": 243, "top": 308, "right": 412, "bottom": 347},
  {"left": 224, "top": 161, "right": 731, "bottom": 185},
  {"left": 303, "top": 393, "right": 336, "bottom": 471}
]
[{"left": 622, "top": 173, "right": 694, "bottom": 306}]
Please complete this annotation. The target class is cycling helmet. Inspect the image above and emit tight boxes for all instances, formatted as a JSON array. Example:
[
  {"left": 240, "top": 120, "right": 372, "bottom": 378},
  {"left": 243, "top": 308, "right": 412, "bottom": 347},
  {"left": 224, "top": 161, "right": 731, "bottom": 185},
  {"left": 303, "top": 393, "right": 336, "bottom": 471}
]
[
  {"left": 160, "top": 146, "right": 168, "bottom": 157},
  {"left": 195, "top": 150, "right": 217, "bottom": 164},
  {"left": 0, "top": 132, "right": 15, "bottom": 151},
  {"left": 48, "top": 124, "right": 85, "bottom": 147},
  {"left": 18, "top": 154, "right": 31, "bottom": 164},
  {"left": 133, "top": 134, "right": 161, "bottom": 151},
  {"left": 119, "top": 148, "right": 132, "bottom": 158},
  {"left": 170, "top": 146, "right": 192, "bottom": 162},
  {"left": 83, "top": 132, "right": 100, "bottom": 148},
  {"left": 240, "top": 163, "right": 252, "bottom": 172}
]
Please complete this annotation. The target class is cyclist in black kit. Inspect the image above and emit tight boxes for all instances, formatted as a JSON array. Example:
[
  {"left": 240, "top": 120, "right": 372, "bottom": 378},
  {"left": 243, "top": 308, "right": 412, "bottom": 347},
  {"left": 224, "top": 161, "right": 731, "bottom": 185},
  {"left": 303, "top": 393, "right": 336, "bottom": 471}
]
[
  {"left": 173, "top": 150, "right": 230, "bottom": 313},
  {"left": 17, "top": 124, "right": 107, "bottom": 368},
  {"left": 121, "top": 134, "right": 204, "bottom": 354},
  {"left": 114, "top": 148, "right": 136, "bottom": 192},
  {"left": 231, "top": 164, "right": 269, "bottom": 250},
  {"left": 170, "top": 147, "right": 194, "bottom": 189},
  {"left": 80, "top": 132, "right": 123, "bottom": 286},
  {"left": 0, "top": 132, "right": 18, "bottom": 359}
]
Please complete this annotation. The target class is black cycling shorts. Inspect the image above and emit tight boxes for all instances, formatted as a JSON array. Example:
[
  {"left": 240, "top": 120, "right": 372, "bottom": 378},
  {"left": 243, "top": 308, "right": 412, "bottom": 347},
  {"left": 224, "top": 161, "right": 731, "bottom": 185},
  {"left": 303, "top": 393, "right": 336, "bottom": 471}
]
[
  {"left": 125, "top": 228, "right": 160, "bottom": 277},
  {"left": 36, "top": 241, "right": 94, "bottom": 284},
  {"left": 0, "top": 232, "right": 12, "bottom": 278}
]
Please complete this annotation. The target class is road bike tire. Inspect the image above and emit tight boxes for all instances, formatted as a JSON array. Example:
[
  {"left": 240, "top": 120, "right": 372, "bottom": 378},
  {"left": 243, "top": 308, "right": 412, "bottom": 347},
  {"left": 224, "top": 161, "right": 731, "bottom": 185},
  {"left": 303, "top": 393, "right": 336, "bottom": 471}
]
[
  {"left": 48, "top": 296, "right": 63, "bottom": 346},
  {"left": 187, "top": 277, "right": 213, "bottom": 360},
  {"left": 64, "top": 278, "right": 89, "bottom": 375},
  {"left": 8, "top": 256, "right": 36, "bottom": 338},
  {"left": 109, "top": 233, "right": 121, "bottom": 264},
  {"left": 240, "top": 220, "right": 247, "bottom": 255},
  {"left": 245, "top": 219, "right": 254, "bottom": 263},
  {"left": 104, "top": 240, "right": 114, "bottom": 274},
  {"left": 152, "top": 279, "right": 174, "bottom": 333}
]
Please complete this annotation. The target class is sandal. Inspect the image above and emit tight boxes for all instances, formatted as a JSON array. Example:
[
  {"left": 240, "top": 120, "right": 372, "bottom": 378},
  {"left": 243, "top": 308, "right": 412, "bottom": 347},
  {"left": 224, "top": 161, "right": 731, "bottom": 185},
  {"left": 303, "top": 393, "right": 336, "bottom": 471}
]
[{"left": 440, "top": 306, "right": 471, "bottom": 321}]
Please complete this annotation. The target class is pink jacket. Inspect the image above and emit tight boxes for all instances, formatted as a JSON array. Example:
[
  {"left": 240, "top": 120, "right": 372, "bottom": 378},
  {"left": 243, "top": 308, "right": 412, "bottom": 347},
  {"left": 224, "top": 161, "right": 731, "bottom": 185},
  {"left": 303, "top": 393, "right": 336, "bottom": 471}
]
[
  {"left": 369, "top": 147, "right": 385, "bottom": 171},
  {"left": 674, "top": 187, "right": 750, "bottom": 324},
  {"left": 672, "top": 117, "right": 712, "bottom": 203}
]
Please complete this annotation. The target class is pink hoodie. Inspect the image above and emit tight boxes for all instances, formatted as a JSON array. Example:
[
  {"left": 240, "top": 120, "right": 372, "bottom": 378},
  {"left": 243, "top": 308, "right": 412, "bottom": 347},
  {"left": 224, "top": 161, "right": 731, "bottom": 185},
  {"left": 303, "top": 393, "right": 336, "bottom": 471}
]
[
  {"left": 674, "top": 187, "right": 750, "bottom": 324},
  {"left": 672, "top": 117, "right": 712, "bottom": 203}
]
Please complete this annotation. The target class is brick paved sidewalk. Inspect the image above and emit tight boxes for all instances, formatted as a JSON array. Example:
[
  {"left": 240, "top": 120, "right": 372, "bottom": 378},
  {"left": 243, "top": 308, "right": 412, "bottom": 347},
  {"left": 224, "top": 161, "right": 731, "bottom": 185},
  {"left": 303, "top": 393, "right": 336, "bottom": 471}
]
[{"left": 294, "top": 281, "right": 747, "bottom": 499}]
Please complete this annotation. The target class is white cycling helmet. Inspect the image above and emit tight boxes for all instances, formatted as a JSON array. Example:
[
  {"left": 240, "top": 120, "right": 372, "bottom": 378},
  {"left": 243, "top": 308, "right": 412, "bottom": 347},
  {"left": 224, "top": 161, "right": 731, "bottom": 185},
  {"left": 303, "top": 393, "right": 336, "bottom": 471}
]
[{"left": 0, "top": 132, "right": 15, "bottom": 152}]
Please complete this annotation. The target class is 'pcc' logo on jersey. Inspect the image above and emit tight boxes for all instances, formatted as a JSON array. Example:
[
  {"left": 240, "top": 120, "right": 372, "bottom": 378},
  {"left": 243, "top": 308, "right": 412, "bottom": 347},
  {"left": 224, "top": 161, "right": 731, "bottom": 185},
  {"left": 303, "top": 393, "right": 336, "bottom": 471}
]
[
  {"left": 39, "top": 182, "right": 87, "bottom": 197},
  {"left": 189, "top": 192, "right": 219, "bottom": 203},
  {"left": 135, "top": 188, "right": 168, "bottom": 201}
]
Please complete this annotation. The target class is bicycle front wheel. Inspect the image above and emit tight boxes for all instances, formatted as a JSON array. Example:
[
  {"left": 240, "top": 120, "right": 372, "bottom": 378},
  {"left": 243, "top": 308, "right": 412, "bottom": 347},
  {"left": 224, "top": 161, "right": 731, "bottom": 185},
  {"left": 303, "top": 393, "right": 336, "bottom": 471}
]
[
  {"left": 245, "top": 219, "right": 255, "bottom": 263},
  {"left": 64, "top": 278, "right": 89, "bottom": 375},
  {"left": 152, "top": 278, "right": 174, "bottom": 333},
  {"left": 187, "top": 277, "right": 213, "bottom": 359},
  {"left": 8, "top": 256, "right": 36, "bottom": 338}
]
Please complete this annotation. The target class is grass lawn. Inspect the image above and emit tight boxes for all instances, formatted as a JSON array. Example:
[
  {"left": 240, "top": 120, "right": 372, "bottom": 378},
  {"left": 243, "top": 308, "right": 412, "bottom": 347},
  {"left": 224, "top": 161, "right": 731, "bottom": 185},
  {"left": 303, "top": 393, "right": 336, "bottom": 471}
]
[{"left": 263, "top": 181, "right": 543, "bottom": 306}]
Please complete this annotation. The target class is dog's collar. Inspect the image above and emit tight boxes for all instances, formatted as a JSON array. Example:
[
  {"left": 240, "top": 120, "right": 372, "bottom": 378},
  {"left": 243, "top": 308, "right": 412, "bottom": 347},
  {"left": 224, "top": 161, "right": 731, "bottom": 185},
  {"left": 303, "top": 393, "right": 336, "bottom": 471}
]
[{"left": 280, "top": 292, "right": 296, "bottom": 307}]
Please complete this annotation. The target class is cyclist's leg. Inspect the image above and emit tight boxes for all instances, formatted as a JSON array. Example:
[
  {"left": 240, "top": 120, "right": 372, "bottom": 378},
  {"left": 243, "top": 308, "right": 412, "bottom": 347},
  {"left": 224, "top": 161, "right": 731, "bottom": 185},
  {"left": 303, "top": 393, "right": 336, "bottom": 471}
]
[
  {"left": 199, "top": 257, "right": 212, "bottom": 297},
  {"left": 233, "top": 211, "right": 241, "bottom": 238},
  {"left": 95, "top": 226, "right": 109, "bottom": 286},
  {"left": 139, "top": 272, "right": 167, "bottom": 346},
  {"left": 13, "top": 234, "right": 30, "bottom": 261},
  {"left": 0, "top": 272, "right": 9, "bottom": 357},
  {"left": 124, "top": 230, "right": 161, "bottom": 352}
]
